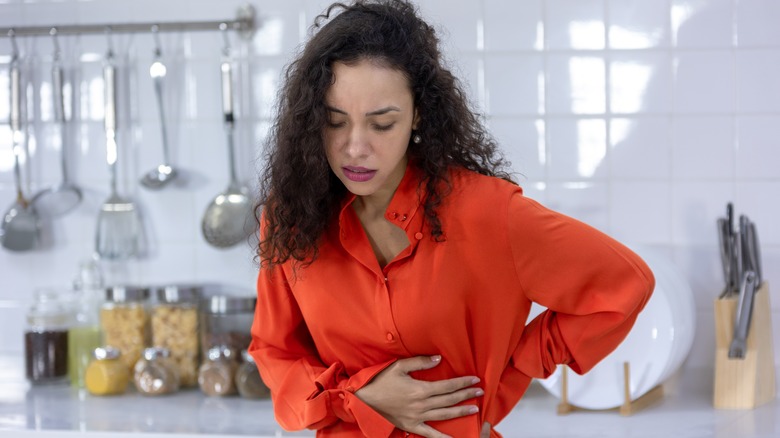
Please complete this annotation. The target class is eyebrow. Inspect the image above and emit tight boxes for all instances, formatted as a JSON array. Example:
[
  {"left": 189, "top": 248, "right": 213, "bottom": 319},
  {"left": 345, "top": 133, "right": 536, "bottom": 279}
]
[{"left": 325, "top": 105, "right": 401, "bottom": 116}]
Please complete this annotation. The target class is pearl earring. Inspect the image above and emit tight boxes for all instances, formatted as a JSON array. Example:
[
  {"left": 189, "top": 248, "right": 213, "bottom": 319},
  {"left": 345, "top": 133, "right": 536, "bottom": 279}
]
[{"left": 413, "top": 134, "right": 422, "bottom": 144}]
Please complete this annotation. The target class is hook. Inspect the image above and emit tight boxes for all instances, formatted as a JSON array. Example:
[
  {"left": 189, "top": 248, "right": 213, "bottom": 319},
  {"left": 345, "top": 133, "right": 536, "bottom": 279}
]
[
  {"left": 219, "top": 22, "right": 230, "bottom": 57},
  {"left": 8, "top": 29, "right": 19, "bottom": 63},
  {"left": 151, "top": 24, "right": 162, "bottom": 58},
  {"left": 50, "top": 27, "right": 61, "bottom": 64}
]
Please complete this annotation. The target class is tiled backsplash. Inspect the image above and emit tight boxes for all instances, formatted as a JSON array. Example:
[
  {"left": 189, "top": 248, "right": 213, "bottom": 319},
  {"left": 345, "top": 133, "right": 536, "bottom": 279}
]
[{"left": 1, "top": 0, "right": 779, "bottom": 370}]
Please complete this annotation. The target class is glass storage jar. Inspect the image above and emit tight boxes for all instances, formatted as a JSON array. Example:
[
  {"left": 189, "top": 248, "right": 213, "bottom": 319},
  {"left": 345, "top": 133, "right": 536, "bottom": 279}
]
[
  {"left": 198, "top": 345, "right": 238, "bottom": 397},
  {"left": 200, "top": 295, "right": 255, "bottom": 361},
  {"left": 235, "top": 349, "right": 270, "bottom": 399},
  {"left": 100, "top": 286, "right": 150, "bottom": 372},
  {"left": 134, "top": 347, "right": 180, "bottom": 396},
  {"left": 85, "top": 346, "right": 129, "bottom": 396},
  {"left": 25, "top": 289, "right": 73, "bottom": 384},
  {"left": 151, "top": 284, "right": 200, "bottom": 387}
]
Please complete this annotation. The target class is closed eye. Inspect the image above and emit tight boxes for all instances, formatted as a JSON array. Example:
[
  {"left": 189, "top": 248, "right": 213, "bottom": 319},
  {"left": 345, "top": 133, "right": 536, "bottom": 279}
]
[{"left": 373, "top": 123, "right": 395, "bottom": 132}]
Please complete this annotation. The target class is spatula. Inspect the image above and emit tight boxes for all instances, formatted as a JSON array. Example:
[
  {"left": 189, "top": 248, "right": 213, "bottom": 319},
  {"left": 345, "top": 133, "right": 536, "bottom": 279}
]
[{"left": 95, "top": 51, "right": 140, "bottom": 260}]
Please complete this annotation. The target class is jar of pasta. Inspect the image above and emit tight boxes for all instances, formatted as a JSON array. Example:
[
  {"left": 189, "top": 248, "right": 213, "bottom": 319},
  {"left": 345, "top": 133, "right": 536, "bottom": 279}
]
[
  {"left": 84, "top": 346, "right": 129, "bottom": 396},
  {"left": 151, "top": 285, "right": 200, "bottom": 387},
  {"left": 134, "top": 347, "right": 179, "bottom": 396},
  {"left": 100, "top": 286, "right": 150, "bottom": 372}
]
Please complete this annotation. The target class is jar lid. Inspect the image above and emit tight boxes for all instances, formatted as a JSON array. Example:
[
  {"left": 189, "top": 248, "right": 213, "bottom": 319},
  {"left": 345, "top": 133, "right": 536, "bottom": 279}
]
[
  {"left": 154, "top": 284, "right": 201, "bottom": 304},
  {"left": 94, "top": 346, "right": 121, "bottom": 360},
  {"left": 207, "top": 345, "right": 236, "bottom": 361},
  {"left": 202, "top": 295, "right": 256, "bottom": 314},
  {"left": 27, "top": 289, "right": 73, "bottom": 328},
  {"left": 241, "top": 349, "right": 255, "bottom": 364},
  {"left": 105, "top": 286, "right": 150, "bottom": 303},
  {"left": 143, "top": 347, "right": 171, "bottom": 360}
]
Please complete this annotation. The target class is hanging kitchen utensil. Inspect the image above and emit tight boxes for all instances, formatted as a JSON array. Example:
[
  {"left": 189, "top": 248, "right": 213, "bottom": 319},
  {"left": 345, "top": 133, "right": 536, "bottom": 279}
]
[
  {"left": 32, "top": 28, "right": 83, "bottom": 218},
  {"left": 1, "top": 33, "right": 40, "bottom": 252},
  {"left": 140, "top": 25, "right": 178, "bottom": 190},
  {"left": 201, "top": 27, "right": 254, "bottom": 248},
  {"left": 95, "top": 44, "right": 141, "bottom": 260}
]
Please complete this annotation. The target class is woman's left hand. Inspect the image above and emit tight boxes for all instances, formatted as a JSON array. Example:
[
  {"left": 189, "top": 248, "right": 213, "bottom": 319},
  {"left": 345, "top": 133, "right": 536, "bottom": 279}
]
[{"left": 480, "top": 422, "right": 491, "bottom": 438}]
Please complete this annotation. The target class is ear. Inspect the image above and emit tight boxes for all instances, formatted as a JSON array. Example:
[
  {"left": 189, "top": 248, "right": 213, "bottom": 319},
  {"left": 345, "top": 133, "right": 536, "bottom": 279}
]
[{"left": 412, "top": 108, "right": 420, "bottom": 130}]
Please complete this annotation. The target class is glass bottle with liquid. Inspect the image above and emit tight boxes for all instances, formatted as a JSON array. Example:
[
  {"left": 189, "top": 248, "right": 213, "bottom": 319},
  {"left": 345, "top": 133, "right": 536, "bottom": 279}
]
[
  {"left": 67, "top": 260, "right": 104, "bottom": 388},
  {"left": 25, "top": 289, "right": 73, "bottom": 384}
]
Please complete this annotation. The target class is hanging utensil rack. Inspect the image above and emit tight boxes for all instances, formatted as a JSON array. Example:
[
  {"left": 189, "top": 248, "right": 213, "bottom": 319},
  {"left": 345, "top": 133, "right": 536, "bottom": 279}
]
[{"left": 1, "top": 4, "right": 256, "bottom": 39}]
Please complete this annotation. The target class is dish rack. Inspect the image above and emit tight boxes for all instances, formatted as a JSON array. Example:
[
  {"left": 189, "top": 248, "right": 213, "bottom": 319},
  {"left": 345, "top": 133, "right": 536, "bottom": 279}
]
[
  {"left": 713, "top": 281, "right": 776, "bottom": 409},
  {"left": 555, "top": 362, "right": 664, "bottom": 416}
]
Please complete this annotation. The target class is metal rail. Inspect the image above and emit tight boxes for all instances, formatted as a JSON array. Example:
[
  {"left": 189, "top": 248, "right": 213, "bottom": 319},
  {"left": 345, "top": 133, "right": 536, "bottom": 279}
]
[{"left": 2, "top": 4, "right": 256, "bottom": 40}]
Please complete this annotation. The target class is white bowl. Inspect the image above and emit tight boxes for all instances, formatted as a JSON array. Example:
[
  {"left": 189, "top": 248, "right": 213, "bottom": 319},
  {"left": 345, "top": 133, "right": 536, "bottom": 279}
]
[{"left": 536, "top": 245, "right": 695, "bottom": 410}]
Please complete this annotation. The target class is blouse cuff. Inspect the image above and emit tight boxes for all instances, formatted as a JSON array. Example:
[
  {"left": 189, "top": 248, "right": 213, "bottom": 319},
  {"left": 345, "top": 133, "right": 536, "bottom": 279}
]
[{"left": 303, "top": 359, "right": 398, "bottom": 436}]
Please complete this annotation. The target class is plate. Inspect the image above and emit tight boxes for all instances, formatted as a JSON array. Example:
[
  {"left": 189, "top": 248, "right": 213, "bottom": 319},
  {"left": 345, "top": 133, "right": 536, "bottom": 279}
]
[{"left": 536, "top": 245, "right": 695, "bottom": 410}]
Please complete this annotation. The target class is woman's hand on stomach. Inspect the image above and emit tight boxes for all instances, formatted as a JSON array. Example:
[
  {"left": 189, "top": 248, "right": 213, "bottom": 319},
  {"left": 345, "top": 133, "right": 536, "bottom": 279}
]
[{"left": 355, "top": 355, "right": 483, "bottom": 438}]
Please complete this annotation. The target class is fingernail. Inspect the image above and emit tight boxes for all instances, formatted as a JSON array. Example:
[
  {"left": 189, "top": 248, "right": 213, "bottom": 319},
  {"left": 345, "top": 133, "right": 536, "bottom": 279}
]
[
  {"left": 431, "top": 355, "right": 442, "bottom": 362},
  {"left": 475, "top": 389, "right": 484, "bottom": 396},
  {"left": 471, "top": 377, "right": 480, "bottom": 384},
  {"left": 468, "top": 406, "right": 479, "bottom": 414}
]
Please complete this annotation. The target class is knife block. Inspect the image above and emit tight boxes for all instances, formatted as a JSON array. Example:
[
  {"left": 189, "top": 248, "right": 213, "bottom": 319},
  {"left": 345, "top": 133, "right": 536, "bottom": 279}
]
[{"left": 713, "top": 281, "right": 776, "bottom": 409}]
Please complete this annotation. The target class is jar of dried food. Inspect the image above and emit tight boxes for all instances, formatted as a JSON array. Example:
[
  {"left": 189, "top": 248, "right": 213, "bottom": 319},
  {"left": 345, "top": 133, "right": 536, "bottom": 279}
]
[
  {"left": 198, "top": 345, "right": 238, "bottom": 397},
  {"left": 84, "top": 346, "right": 129, "bottom": 396},
  {"left": 25, "top": 289, "right": 73, "bottom": 384},
  {"left": 151, "top": 285, "right": 200, "bottom": 387},
  {"left": 235, "top": 349, "right": 270, "bottom": 399},
  {"left": 200, "top": 295, "right": 255, "bottom": 361},
  {"left": 100, "top": 286, "right": 149, "bottom": 373},
  {"left": 134, "top": 347, "right": 179, "bottom": 396}
]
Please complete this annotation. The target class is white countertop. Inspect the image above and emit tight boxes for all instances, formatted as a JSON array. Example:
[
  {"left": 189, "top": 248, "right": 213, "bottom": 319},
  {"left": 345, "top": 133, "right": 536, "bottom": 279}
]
[{"left": 1, "top": 354, "right": 778, "bottom": 438}]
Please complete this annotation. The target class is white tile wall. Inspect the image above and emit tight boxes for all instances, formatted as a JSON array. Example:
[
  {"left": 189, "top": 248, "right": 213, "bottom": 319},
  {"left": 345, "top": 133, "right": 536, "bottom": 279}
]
[{"left": 1, "top": 0, "right": 779, "bottom": 375}]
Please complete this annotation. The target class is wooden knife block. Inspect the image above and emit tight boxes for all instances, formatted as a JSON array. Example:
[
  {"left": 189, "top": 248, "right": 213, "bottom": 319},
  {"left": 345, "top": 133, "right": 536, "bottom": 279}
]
[{"left": 713, "top": 281, "right": 776, "bottom": 409}]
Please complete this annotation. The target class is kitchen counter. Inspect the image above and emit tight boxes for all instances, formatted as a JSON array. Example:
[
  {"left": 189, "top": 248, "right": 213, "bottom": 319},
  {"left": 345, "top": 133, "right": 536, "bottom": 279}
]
[{"left": 1, "top": 355, "right": 778, "bottom": 438}]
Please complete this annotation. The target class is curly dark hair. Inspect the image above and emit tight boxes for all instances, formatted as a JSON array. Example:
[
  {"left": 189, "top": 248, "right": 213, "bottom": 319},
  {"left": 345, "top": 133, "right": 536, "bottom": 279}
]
[{"left": 255, "top": 0, "right": 512, "bottom": 268}]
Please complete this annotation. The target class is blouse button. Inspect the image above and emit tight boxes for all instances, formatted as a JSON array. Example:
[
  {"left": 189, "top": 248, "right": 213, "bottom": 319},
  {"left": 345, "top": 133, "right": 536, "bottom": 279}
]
[
  {"left": 400, "top": 214, "right": 408, "bottom": 221},
  {"left": 338, "top": 393, "right": 345, "bottom": 400},
  {"left": 390, "top": 212, "right": 398, "bottom": 219},
  {"left": 386, "top": 332, "right": 395, "bottom": 341},
  {"left": 414, "top": 232, "right": 423, "bottom": 240},
  {"left": 346, "top": 386, "right": 355, "bottom": 393}
]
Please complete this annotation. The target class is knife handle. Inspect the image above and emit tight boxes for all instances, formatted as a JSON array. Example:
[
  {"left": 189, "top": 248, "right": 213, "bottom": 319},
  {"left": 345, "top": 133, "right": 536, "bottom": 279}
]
[{"left": 728, "top": 270, "right": 758, "bottom": 359}]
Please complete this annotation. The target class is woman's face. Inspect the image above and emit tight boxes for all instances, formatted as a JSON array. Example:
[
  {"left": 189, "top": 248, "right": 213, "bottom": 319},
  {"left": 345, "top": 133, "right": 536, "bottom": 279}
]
[{"left": 323, "top": 59, "right": 417, "bottom": 204}]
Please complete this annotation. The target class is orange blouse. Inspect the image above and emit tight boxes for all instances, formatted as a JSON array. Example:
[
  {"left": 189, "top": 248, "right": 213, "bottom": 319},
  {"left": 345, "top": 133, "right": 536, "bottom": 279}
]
[{"left": 249, "top": 164, "right": 654, "bottom": 437}]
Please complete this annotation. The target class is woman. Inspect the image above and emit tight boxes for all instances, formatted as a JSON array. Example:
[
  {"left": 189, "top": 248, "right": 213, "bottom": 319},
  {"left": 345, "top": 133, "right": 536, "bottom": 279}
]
[{"left": 248, "top": 1, "right": 654, "bottom": 437}]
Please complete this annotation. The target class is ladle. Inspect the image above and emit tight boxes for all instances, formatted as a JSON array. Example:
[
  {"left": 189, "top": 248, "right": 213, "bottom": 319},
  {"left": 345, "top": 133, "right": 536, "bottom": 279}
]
[
  {"left": 32, "top": 29, "right": 83, "bottom": 218},
  {"left": 1, "top": 43, "right": 40, "bottom": 252},
  {"left": 140, "top": 26, "right": 178, "bottom": 190},
  {"left": 201, "top": 30, "right": 254, "bottom": 248}
]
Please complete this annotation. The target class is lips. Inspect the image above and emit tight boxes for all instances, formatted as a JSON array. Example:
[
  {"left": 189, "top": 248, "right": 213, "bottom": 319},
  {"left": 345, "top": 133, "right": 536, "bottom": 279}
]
[{"left": 342, "top": 166, "right": 377, "bottom": 182}]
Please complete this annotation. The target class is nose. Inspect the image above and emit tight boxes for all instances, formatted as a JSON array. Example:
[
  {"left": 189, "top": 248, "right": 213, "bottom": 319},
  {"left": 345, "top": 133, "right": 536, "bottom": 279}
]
[{"left": 343, "top": 126, "right": 370, "bottom": 158}]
